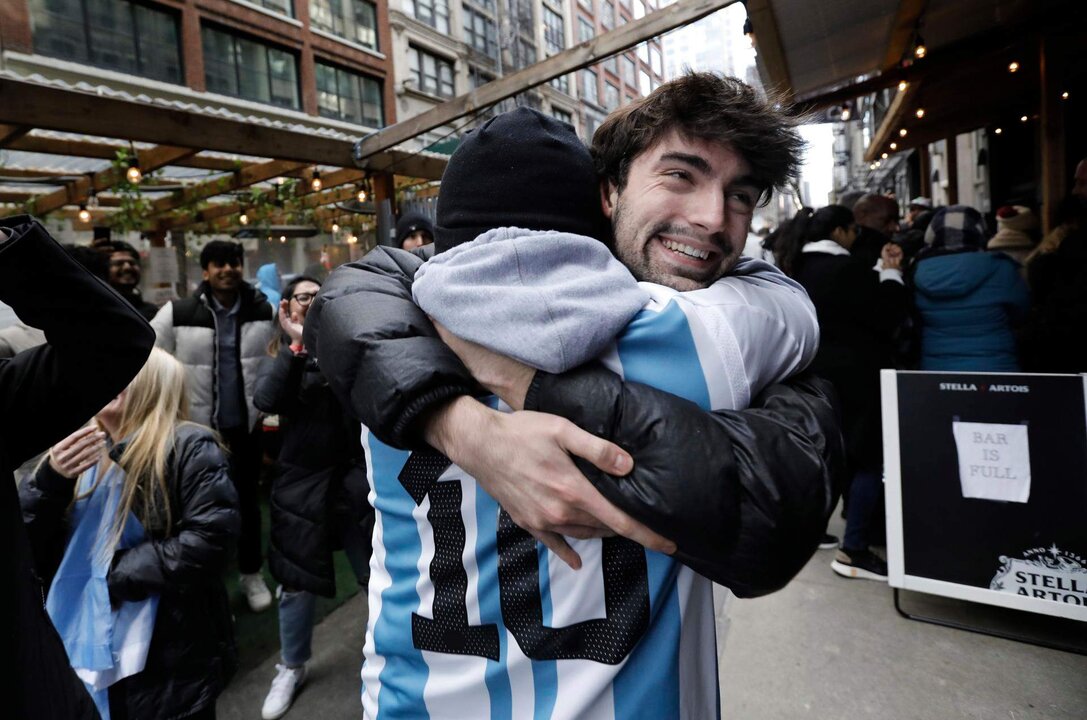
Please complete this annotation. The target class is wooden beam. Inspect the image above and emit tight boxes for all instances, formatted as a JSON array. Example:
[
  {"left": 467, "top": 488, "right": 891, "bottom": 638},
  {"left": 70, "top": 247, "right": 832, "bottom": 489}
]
[
  {"left": 0, "top": 124, "right": 29, "bottom": 147},
  {"left": 161, "top": 183, "right": 363, "bottom": 230},
  {"left": 6, "top": 134, "right": 242, "bottom": 171},
  {"left": 746, "top": 0, "right": 792, "bottom": 98},
  {"left": 864, "top": 83, "right": 921, "bottom": 162},
  {"left": 881, "top": 0, "right": 928, "bottom": 71},
  {"left": 148, "top": 159, "right": 308, "bottom": 215},
  {"left": 31, "top": 146, "right": 197, "bottom": 215},
  {"left": 353, "top": 0, "right": 740, "bottom": 160}
]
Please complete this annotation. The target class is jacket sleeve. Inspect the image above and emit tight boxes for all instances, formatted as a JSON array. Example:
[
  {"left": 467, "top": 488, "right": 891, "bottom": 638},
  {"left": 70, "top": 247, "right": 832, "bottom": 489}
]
[
  {"left": 0, "top": 216, "right": 154, "bottom": 467},
  {"left": 150, "top": 302, "right": 176, "bottom": 353},
  {"left": 304, "top": 246, "right": 478, "bottom": 449},
  {"left": 253, "top": 347, "right": 306, "bottom": 415},
  {"left": 525, "top": 366, "right": 845, "bottom": 598},
  {"left": 18, "top": 460, "right": 78, "bottom": 586},
  {"left": 107, "top": 430, "right": 240, "bottom": 602}
]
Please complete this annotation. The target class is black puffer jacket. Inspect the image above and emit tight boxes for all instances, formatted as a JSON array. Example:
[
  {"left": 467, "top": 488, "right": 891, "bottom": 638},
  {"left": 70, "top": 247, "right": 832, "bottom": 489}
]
[
  {"left": 254, "top": 346, "right": 369, "bottom": 596},
  {"left": 1, "top": 215, "right": 155, "bottom": 720},
  {"left": 306, "top": 246, "right": 844, "bottom": 598},
  {"left": 19, "top": 424, "right": 240, "bottom": 720}
]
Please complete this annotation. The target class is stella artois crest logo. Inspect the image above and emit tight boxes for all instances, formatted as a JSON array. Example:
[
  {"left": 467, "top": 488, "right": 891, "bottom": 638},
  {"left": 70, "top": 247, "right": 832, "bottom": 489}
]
[{"left": 990, "top": 544, "right": 1087, "bottom": 605}]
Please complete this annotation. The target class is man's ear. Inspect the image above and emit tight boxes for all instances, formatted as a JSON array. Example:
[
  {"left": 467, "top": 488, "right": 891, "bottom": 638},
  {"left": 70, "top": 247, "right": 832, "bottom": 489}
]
[
  {"left": 201, "top": 268, "right": 210, "bottom": 282},
  {"left": 600, "top": 180, "right": 618, "bottom": 219}
]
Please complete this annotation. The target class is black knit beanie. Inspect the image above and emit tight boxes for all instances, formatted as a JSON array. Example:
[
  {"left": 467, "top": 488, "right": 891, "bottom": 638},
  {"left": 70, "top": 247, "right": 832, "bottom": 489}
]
[
  {"left": 394, "top": 212, "right": 435, "bottom": 247},
  {"left": 434, "top": 107, "right": 610, "bottom": 254}
]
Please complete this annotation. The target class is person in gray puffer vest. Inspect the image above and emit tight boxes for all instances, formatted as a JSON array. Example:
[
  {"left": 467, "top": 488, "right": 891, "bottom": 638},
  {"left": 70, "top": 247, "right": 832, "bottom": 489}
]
[{"left": 151, "top": 240, "right": 276, "bottom": 612}]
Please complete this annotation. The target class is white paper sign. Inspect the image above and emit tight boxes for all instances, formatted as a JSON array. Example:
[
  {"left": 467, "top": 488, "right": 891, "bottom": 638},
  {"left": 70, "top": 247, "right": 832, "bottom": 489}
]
[{"left": 952, "top": 421, "right": 1031, "bottom": 503}]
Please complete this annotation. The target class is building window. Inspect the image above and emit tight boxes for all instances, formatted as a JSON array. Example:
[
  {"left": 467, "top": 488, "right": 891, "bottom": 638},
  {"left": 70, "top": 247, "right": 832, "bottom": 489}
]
[
  {"left": 251, "top": 0, "right": 294, "bottom": 16},
  {"left": 578, "top": 17, "right": 593, "bottom": 43},
  {"left": 581, "top": 68, "right": 598, "bottom": 106},
  {"left": 463, "top": 5, "right": 497, "bottom": 57},
  {"left": 409, "top": 46, "right": 455, "bottom": 98},
  {"left": 543, "top": 7, "right": 564, "bottom": 56},
  {"left": 633, "top": 0, "right": 644, "bottom": 19},
  {"left": 604, "top": 55, "right": 618, "bottom": 76},
  {"left": 309, "top": 0, "right": 378, "bottom": 51},
  {"left": 604, "top": 81, "right": 619, "bottom": 111},
  {"left": 315, "top": 61, "right": 384, "bottom": 127},
  {"left": 550, "top": 73, "right": 570, "bottom": 95},
  {"left": 639, "top": 68, "right": 651, "bottom": 96},
  {"left": 578, "top": 0, "right": 592, "bottom": 9},
  {"left": 649, "top": 45, "right": 663, "bottom": 75},
  {"left": 601, "top": 0, "right": 615, "bottom": 30},
  {"left": 29, "top": 0, "right": 182, "bottom": 84},
  {"left": 515, "top": 37, "right": 536, "bottom": 69},
  {"left": 412, "top": 0, "right": 450, "bottom": 34},
  {"left": 202, "top": 25, "right": 299, "bottom": 108},
  {"left": 469, "top": 65, "right": 494, "bottom": 88},
  {"left": 623, "top": 55, "right": 636, "bottom": 87},
  {"left": 552, "top": 107, "right": 573, "bottom": 126}
]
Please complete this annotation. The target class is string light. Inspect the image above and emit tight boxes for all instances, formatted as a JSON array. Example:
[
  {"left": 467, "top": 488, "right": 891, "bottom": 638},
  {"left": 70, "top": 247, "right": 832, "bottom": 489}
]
[
  {"left": 77, "top": 204, "right": 91, "bottom": 223},
  {"left": 915, "top": 108, "right": 925, "bottom": 119},
  {"left": 332, "top": 222, "right": 340, "bottom": 233},
  {"left": 914, "top": 37, "right": 926, "bottom": 59},
  {"left": 1008, "top": 61, "right": 1019, "bottom": 73},
  {"left": 840, "top": 104, "right": 851, "bottom": 121},
  {"left": 899, "top": 128, "right": 908, "bottom": 137},
  {"left": 1020, "top": 115, "right": 1029, "bottom": 122},
  {"left": 1061, "top": 91, "right": 1070, "bottom": 100},
  {"left": 280, "top": 235, "right": 287, "bottom": 243},
  {"left": 348, "top": 235, "right": 359, "bottom": 244},
  {"left": 310, "top": 170, "right": 322, "bottom": 192},
  {"left": 126, "top": 157, "right": 142, "bottom": 184},
  {"left": 995, "top": 127, "right": 1003, "bottom": 135},
  {"left": 890, "top": 142, "right": 898, "bottom": 150},
  {"left": 356, "top": 185, "right": 367, "bottom": 203},
  {"left": 239, "top": 212, "right": 249, "bottom": 225},
  {"left": 881, "top": 152, "right": 889, "bottom": 159},
  {"left": 898, "top": 81, "right": 908, "bottom": 92}
]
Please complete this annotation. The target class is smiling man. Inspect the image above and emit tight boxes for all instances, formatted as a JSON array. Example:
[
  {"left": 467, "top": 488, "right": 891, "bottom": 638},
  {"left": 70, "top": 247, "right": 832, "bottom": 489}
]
[
  {"left": 151, "top": 240, "right": 276, "bottom": 613},
  {"left": 308, "top": 74, "right": 841, "bottom": 718}
]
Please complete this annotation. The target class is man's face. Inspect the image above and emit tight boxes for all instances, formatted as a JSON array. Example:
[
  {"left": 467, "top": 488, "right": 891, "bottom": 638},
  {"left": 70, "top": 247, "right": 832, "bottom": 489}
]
[
  {"left": 202, "top": 258, "right": 242, "bottom": 293},
  {"left": 603, "top": 131, "right": 760, "bottom": 291},
  {"left": 108, "top": 251, "right": 141, "bottom": 290},
  {"left": 401, "top": 230, "right": 433, "bottom": 251},
  {"left": 1073, "top": 159, "right": 1087, "bottom": 199}
]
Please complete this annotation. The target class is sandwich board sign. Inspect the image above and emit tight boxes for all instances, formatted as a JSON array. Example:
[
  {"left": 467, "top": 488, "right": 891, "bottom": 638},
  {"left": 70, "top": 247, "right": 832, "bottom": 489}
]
[{"left": 881, "top": 370, "right": 1087, "bottom": 622}]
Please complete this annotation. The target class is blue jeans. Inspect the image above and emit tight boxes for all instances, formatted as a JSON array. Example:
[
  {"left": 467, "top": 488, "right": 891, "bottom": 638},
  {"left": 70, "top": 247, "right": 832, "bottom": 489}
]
[
  {"left": 278, "top": 520, "right": 371, "bottom": 667},
  {"left": 842, "top": 469, "right": 883, "bottom": 553}
]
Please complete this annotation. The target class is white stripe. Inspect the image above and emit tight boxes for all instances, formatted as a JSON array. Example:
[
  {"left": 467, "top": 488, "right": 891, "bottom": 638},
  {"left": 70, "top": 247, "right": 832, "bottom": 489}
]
[
  {"left": 505, "top": 631, "right": 536, "bottom": 720},
  {"left": 414, "top": 495, "right": 435, "bottom": 619},
  {"left": 360, "top": 427, "right": 388, "bottom": 720},
  {"left": 421, "top": 650, "right": 492, "bottom": 719},
  {"left": 676, "top": 298, "right": 744, "bottom": 409},
  {"left": 552, "top": 657, "right": 616, "bottom": 720},
  {"left": 677, "top": 570, "right": 719, "bottom": 719}
]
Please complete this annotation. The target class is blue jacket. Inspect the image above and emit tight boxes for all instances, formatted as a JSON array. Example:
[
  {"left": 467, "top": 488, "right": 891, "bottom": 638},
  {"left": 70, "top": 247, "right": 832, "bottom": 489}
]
[{"left": 913, "top": 251, "right": 1030, "bottom": 371}]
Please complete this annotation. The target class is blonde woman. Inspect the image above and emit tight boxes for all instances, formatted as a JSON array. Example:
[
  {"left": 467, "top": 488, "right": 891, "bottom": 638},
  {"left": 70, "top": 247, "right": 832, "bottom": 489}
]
[{"left": 20, "top": 348, "right": 239, "bottom": 720}]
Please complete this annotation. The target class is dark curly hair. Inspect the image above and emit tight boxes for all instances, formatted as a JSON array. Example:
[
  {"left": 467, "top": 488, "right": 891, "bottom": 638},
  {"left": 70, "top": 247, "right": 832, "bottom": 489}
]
[{"left": 591, "top": 72, "right": 804, "bottom": 204}]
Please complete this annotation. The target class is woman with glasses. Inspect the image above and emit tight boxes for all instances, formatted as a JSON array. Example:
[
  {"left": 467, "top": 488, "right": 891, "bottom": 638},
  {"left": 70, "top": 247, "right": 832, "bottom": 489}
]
[{"left": 254, "top": 276, "right": 372, "bottom": 720}]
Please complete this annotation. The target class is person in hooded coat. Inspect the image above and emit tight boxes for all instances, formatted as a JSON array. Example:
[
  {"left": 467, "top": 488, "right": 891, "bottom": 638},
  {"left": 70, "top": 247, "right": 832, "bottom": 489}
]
[{"left": 912, "top": 205, "right": 1030, "bottom": 371}]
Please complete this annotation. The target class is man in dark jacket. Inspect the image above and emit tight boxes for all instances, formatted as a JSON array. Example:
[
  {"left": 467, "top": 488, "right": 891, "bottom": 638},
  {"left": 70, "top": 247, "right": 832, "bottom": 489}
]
[
  {"left": 152, "top": 240, "right": 276, "bottom": 611},
  {"left": 1, "top": 215, "right": 155, "bottom": 719},
  {"left": 96, "top": 239, "right": 160, "bottom": 321},
  {"left": 308, "top": 74, "right": 843, "bottom": 717},
  {"left": 852, "top": 193, "right": 901, "bottom": 269}
]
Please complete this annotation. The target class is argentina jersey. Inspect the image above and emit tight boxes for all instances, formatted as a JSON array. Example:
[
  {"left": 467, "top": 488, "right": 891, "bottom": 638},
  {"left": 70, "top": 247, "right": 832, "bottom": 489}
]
[{"left": 359, "top": 277, "right": 815, "bottom": 719}]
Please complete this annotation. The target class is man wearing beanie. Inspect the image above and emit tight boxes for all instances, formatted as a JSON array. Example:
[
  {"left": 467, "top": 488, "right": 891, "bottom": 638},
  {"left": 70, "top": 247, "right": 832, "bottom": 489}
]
[
  {"left": 394, "top": 212, "right": 435, "bottom": 251},
  {"left": 308, "top": 74, "right": 841, "bottom": 718}
]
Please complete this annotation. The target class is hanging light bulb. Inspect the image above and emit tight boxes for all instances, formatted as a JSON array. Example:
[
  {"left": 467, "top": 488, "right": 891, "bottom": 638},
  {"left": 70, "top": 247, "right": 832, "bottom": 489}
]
[
  {"left": 889, "top": 142, "right": 898, "bottom": 150},
  {"left": 1061, "top": 91, "right": 1070, "bottom": 100},
  {"left": 356, "top": 185, "right": 367, "bottom": 203},
  {"left": 1008, "top": 61, "right": 1019, "bottom": 73},
  {"left": 914, "top": 35, "right": 926, "bottom": 59},
  {"left": 994, "top": 127, "right": 1003, "bottom": 135},
  {"left": 77, "top": 204, "right": 91, "bottom": 223},
  {"left": 126, "top": 155, "right": 142, "bottom": 184},
  {"left": 899, "top": 128, "right": 908, "bottom": 137},
  {"left": 280, "top": 235, "right": 287, "bottom": 243},
  {"left": 915, "top": 108, "right": 925, "bottom": 119},
  {"left": 239, "top": 211, "right": 249, "bottom": 225},
  {"left": 881, "top": 152, "right": 889, "bottom": 159},
  {"left": 332, "top": 222, "right": 340, "bottom": 233},
  {"left": 898, "top": 81, "right": 908, "bottom": 92},
  {"left": 311, "top": 169, "right": 323, "bottom": 192}
]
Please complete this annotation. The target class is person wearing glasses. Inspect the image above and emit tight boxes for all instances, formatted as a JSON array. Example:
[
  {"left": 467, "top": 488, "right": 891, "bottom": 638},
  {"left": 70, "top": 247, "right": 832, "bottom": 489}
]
[
  {"left": 150, "top": 240, "right": 276, "bottom": 613},
  {"left": 254, "top": 276, "right": 372, "bottom": 720},
  {"left": 97, "top": 240, "right": 159, "bottom": 321}
]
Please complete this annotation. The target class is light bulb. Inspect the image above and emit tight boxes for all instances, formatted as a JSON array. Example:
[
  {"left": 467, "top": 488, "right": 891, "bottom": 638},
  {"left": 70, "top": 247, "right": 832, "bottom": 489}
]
[
  {"left": 914, "top": 44, "right": 926, "bottom": 59},
  {"left": 239, "top": 212, "right": 249, "bottom": 225},
  {"left": 332, "top": 223, "right": 340, "bottom": 233},
  {"left": 356, "top": 188, "right": 367, "bottom": 203},
  {"left": 995, "top": 127, "right": 1003, "bottom": 135},
  {"left": 898, "top": 81, "right": 908, "bottom": 92},
  {"left": 1020, "top": 115, "right": 1028, "bottom": 122},
  {"left": 126, "top": 162, "right": 142, "bottom": 184},
  {"left": 881, "top": 152, "right": 888, "bottom": 159},
  {"left": 1008, "top": 61, "right": 1019, "bottom": 73},
  {"left": 899, "top": 128, "right": 908, "bottom": 137},
  {"left": 311, "top": 171, "right": 322, "bottom": 192},
  {"left": 78, "top": 205, "right": 91, "bottom": 223},
  {"left": 889, "top": 142, "right": 898, "bottom": 150},
  {"left": 280, "top": 235, "right": 287, "bottom": 243},
  {"left": 915, "top": 108, "right": 925, "bottom": 119}
]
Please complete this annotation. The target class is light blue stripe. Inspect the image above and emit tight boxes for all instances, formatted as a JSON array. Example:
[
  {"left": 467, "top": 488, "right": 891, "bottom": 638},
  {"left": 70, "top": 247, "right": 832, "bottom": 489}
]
[
  {"left": 367, "top": 434, "right": 429, "bottom": 720},
  {"left": 532, "top": 548, "right": 558, "bottom": 720},
  {"left": 613, "top": 301, "right": 711, "bottom": 719}
]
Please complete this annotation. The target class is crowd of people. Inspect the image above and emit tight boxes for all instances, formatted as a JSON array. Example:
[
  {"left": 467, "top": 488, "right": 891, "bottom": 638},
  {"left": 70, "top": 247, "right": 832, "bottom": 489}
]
[
  {"left": 749, "top": 161, "right": 1087, "bottom": 582},
  {"left": 6, "top": 71, "right": 1081, "bottom": 720}
]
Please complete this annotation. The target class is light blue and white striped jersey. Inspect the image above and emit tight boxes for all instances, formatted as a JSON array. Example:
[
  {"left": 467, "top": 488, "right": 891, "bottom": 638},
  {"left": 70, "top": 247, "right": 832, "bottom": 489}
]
[{"left": 360, "top": 279, "right": 817, "bottom": 719}]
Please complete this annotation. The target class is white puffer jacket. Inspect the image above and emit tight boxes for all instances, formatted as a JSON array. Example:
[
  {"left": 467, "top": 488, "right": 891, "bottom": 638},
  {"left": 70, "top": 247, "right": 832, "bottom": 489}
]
[{"left": 151, "top": 282, "right": 274, "bottom": 430}]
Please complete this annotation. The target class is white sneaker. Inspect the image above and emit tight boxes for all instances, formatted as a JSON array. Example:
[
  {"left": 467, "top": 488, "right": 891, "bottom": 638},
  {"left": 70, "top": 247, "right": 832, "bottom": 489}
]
[
  {"left": 240, "top": 572, "right": 273, "bottom": 612},
  {"left": 261, "top": 663, "right": 306, "bottom": 720}
]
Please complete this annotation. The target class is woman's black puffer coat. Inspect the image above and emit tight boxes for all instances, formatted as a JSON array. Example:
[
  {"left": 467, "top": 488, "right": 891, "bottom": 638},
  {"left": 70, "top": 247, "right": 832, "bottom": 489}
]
[
  {"left": 254, "top": 346, "right": 370, "bottom": 597},
  {"left": 19, "top": 424, "right": 240, "bottom": 720}
]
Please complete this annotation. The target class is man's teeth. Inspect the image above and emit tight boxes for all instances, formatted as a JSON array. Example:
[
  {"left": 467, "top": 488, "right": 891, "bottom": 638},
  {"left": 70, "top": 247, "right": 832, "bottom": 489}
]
[{"left": 662, "top": 239, "right": 710, "bottom": 260}]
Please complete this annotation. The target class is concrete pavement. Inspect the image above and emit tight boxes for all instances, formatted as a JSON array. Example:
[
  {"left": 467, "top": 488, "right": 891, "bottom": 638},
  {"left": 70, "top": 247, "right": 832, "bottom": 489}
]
[{"left": 219, "top": 513, "right": 1087, "bottom": 719}]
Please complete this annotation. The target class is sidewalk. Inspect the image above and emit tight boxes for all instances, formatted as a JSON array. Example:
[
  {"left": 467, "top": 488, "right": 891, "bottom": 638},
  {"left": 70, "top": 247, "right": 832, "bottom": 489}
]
[{"left": 219, "top": 513, "right": 1087, "bottom": 719}]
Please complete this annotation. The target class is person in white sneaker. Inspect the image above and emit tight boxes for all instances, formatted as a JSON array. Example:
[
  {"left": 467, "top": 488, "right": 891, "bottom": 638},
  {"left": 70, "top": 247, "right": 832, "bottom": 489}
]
[{"left": 255, "top": 276, "right": 372, "bottom": 719}]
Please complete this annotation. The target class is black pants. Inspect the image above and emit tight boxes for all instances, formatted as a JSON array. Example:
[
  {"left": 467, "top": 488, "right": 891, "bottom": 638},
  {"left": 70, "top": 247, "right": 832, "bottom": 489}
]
[{"left": 220, "top": 425, "right": 263, "bottom": 574}]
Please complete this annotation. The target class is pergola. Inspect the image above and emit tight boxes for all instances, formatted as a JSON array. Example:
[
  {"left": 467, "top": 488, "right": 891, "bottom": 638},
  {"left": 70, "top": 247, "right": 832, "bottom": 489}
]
[{"left": 0, "top": 73, "right": 448, "bottom": 237}]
